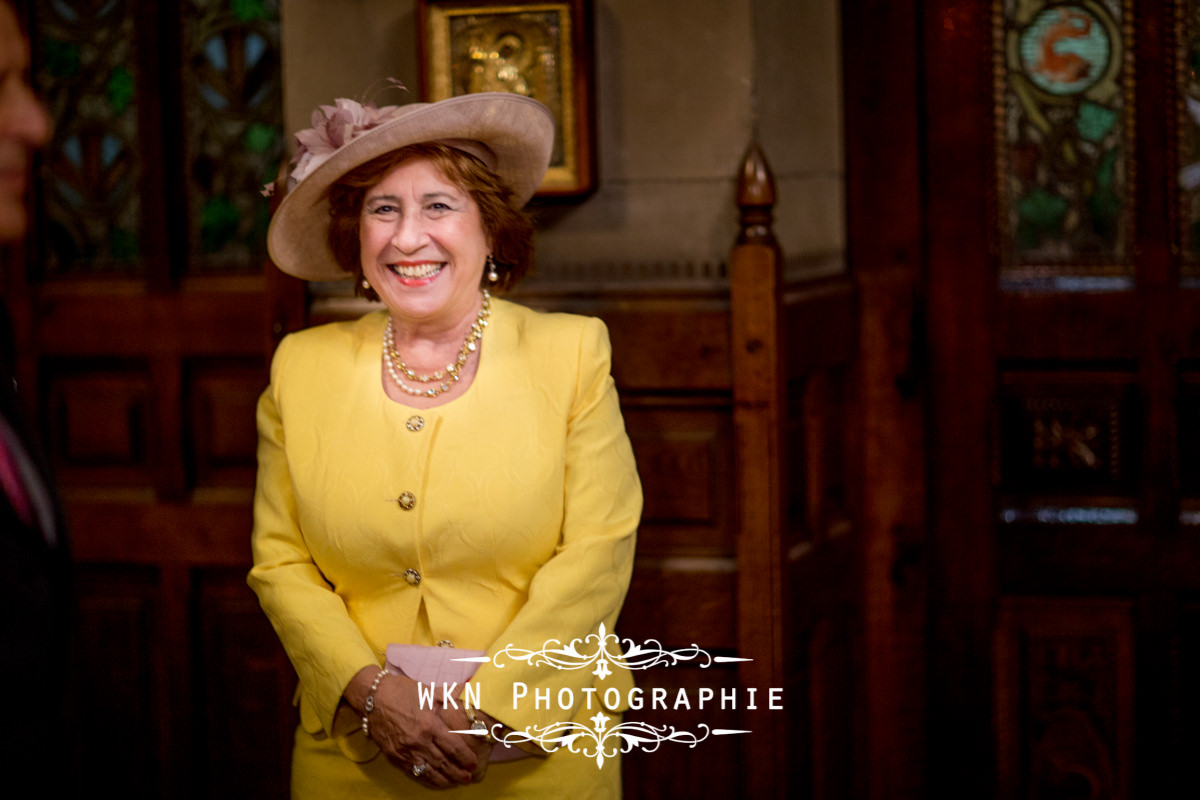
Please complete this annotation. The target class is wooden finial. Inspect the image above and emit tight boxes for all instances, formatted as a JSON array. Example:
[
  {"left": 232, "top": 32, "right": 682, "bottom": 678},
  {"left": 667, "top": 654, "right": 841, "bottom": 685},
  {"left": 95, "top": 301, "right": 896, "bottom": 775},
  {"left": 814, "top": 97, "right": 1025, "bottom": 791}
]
[{"left": 736, "top": 142, "right": 777, "bottom": 246}]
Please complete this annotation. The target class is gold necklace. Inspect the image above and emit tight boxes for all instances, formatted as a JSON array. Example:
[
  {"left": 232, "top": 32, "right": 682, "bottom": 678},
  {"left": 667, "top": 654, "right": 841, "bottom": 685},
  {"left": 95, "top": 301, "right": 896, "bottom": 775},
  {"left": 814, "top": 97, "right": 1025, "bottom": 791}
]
[{"left": 382, "top": 291, "right": 491, "bottom": 398}]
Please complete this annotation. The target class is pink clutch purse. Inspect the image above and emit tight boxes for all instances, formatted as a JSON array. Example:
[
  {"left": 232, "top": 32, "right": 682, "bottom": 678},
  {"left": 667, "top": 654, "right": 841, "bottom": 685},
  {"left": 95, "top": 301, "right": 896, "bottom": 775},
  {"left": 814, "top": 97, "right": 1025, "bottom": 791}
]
[{"left": 385, "top": 644, "right": 528, "bottom": 762}]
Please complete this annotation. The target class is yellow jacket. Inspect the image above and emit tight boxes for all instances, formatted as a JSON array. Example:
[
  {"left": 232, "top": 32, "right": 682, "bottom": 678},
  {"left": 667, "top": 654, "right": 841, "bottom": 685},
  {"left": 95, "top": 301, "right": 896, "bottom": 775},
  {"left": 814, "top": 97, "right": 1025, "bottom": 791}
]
[{"left": 248, "top": 298, "right": 641, "bottom": 759}]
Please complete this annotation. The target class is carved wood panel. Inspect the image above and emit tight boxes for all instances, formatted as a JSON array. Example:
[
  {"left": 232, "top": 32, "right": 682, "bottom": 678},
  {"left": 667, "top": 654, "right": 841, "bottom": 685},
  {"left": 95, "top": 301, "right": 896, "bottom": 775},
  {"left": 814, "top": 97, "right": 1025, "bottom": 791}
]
[
  {"left": 624, "top": 402, "right": 733, "bottom": 552},
  {"left": 45, "top": 360, "right": 152, "bottom": 484},
  {"left": 1176, "top": 370, "right": 1200, "bottom": 499},
  {"left": 789, "top": 366, "right": 853, "bottom": 545},
  {"left": 194, "top": 568, "right": 296, "bottom": 799},
  {"left": 995, "top": 369, "right": 1138, "bottom": 511},
  {"left": 69, "top": 565, "right": 163, "bottom": 796},
  {"left": 66, "top": 560, "right": 296, "bottom": 799},
  {"left": 803, "top": 611, "right": 857, "bottom": 800},
  {"left": 186, "top": 359, "right": 263, "bottom": 487},
  {"left": 995, "top": 598, "right": 1135, "bottom": 800}
]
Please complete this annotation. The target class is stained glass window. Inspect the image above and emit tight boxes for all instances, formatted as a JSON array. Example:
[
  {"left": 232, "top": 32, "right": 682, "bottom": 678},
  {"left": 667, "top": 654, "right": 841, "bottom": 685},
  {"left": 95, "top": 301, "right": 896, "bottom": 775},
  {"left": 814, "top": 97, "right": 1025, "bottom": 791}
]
[
  {"left": 182, "top": 0, "right": 283, "bottom": 273},
  {"left": 31, "top": 0, "right": 283, "bottom": 278},
  {"left": 1178, "top": 0, "right": 1200, "bottom": 277},
  {"left": 35, "top": 0, "right": 144, "bottom": 276},
  {"left": 995, "top": 0, "right": 1133, "bottom": 290}
]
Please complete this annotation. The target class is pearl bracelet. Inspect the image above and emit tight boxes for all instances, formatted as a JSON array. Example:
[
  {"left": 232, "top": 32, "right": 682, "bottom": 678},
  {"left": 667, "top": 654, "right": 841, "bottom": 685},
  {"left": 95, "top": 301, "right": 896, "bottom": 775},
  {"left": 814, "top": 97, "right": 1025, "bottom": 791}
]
[{"left": 362, "top": 667, "right": 390, "bottom": 738}]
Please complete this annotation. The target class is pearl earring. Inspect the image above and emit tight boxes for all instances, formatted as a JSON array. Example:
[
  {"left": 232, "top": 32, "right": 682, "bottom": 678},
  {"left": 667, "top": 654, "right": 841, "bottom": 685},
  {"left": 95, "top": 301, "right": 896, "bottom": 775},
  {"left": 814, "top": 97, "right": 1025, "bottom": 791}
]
[
  {"left": 361, "top": 278, "right": 371, "bottom": 290},
  {"left": 486, "top": 255, "right": 499, "bottom": 283}
]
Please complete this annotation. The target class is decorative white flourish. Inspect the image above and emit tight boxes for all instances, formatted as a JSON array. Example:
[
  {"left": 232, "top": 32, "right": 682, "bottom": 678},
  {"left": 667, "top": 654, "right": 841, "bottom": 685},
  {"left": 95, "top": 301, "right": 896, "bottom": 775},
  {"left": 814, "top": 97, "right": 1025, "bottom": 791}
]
[
  {"left": 449, "top": 624, "right": 759, "bottom": 767},
  {"left": 474, "top": 713, "right": 748, "bottom": 768},
  {"left": 487, "top": 622, "right": 749, "bottom": 680}
]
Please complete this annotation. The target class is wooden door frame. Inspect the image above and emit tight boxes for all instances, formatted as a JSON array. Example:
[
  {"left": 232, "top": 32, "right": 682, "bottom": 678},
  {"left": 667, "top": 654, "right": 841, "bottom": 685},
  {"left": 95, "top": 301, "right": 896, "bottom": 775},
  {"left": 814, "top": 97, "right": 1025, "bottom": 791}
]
[
  {"left": 919, "top": 1, "right": 998, "bottom": 795},
  {"left": 842, "top": 0, "right": 930, "bottom": 797}
]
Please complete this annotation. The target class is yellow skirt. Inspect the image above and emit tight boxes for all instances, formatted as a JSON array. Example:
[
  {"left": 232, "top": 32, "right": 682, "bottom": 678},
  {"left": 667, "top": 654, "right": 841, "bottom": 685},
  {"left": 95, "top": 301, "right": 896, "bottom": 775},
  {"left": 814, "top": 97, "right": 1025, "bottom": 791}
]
[{"left": 291, "top": 719, "right": 623, "bottom": 799}]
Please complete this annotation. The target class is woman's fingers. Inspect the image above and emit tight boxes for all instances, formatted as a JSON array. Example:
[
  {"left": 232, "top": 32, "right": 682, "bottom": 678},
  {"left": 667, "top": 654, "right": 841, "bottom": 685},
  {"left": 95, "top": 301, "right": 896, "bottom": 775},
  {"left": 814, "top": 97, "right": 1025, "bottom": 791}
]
[
  {"left": 391, "top": 733, "right": 475, "bottom": 784},
  {"left": 416, "top": 762, "right": 457, "bottom": 790},
  {"left": 436, "top": 707, "right": 483, "bottom": 755},
  {"left": 399, "top": 756, "right": 457, "bottom": 790},
  {"left": 437, "top": 706, "right": 492, "bottom": 779},
  {"left": 431, "top": 726, "right": 481, "bottom": 779}
]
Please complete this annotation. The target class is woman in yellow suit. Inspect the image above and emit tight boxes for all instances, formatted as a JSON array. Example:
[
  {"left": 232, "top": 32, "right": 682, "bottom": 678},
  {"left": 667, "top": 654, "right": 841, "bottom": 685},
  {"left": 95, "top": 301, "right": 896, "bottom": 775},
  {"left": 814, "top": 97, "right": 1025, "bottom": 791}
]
[{"left": 249, "top": 92, "right": 641, "bottom": 797}]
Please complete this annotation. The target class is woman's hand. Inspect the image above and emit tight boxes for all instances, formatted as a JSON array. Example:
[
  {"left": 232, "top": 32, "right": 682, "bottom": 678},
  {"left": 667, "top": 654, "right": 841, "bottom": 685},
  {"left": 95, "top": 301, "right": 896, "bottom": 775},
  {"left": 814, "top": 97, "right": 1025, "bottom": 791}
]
[
  {"left": 345, "top": 667, "right": 480, "bottom": 788},
  {"left": 438, "top": 705, "right": 493, "bottom": 783}
]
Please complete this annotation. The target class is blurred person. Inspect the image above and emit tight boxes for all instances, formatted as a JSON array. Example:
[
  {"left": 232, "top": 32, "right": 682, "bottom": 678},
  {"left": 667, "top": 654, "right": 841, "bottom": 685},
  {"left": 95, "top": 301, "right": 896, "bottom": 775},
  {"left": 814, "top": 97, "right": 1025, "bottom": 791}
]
[
  {"left": 0, "top": 0, "right": 47, "bottom": 238},
  {"left": 0, "top": 0, "right": 69, "bottom": 782}
]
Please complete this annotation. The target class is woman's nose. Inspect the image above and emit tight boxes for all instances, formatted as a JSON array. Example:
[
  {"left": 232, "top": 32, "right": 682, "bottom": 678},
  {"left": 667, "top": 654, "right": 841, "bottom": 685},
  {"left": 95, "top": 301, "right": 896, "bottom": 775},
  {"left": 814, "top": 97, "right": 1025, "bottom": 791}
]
[{"left": 390, "top": 213, "right": 427, "bottom": 253}]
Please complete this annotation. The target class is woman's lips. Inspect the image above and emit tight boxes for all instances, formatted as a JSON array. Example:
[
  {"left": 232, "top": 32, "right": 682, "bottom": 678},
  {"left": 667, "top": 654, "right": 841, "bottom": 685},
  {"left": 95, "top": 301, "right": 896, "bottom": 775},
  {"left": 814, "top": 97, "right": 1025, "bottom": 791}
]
[{"left": 387, "top": 262, "right": 444, "bottom": 286}]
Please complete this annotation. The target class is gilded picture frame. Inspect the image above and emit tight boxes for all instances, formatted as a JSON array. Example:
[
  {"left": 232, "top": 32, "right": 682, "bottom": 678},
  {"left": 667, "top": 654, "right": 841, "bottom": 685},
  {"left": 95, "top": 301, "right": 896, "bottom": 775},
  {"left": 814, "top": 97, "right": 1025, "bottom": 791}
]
[{"left": 418, "top": 0, "right": 595, "bottom": 197}]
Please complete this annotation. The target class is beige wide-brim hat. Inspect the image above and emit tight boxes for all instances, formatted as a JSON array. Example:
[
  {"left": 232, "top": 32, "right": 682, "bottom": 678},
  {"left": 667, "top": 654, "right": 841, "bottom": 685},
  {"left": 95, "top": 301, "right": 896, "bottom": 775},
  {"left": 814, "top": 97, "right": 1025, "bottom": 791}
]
[{"left": 268, "top": 92, "right": 554, "bottom": 281}]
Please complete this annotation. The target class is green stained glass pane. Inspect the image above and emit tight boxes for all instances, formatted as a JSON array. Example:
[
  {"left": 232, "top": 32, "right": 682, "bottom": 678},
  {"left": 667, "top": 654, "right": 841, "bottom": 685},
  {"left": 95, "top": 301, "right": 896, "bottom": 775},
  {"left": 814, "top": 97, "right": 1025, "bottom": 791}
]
[
  {"left": 34, "top": 0, "right": 143, "bottom": 276},
  {"left": 1017, "top": 187, "right": 1069, "bottom": 249},
  {"left": 231, "top": 0, "right": 273, "bottom": 23},
  {"left": 106, "top": 66, "right": 135, "bottom": 115},
  {"left": 108, "top": 227, "right": 140, "bottom": 260},
  {"left": 1077, "top": 101, "right": 1117, "bottom": 142},
  {"left": 181, "top": 0, "right": 284, "bottom": 273},
  {"left": 244, "top": 122, "right": 279, "bottom": 154},
  {"left": 40, "top": 37, "right": 80, "bottom": 78},
  {"left": 200, "top": 196, "right": 240, "bottom": 253},
  {"left": 1088, "top": 149, "right": 1120, "bottom": 236},
  {"left": 997, "top": 0, "right": 1132, "bottom": 291}
]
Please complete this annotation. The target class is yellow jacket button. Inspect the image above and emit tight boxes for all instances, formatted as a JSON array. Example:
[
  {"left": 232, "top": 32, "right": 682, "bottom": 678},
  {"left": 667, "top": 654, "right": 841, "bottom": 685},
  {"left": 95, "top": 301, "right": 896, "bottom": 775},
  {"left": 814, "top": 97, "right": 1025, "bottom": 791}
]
[
  {"left": 406, "top": 415, "right": 425, "bottom": 432},
  {"left": 397, "top": 491, "right": 416, "bottom": 510},
  {"left": 404, "top": 568, "right": 421, "bottom": 586}
]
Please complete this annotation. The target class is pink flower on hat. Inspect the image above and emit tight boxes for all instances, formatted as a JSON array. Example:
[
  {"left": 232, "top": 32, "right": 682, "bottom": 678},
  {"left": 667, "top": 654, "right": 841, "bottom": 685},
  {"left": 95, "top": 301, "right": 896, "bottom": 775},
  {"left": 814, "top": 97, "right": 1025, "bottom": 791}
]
[{"left": 289, "top": 98, "right": 403, "bottom": 187}]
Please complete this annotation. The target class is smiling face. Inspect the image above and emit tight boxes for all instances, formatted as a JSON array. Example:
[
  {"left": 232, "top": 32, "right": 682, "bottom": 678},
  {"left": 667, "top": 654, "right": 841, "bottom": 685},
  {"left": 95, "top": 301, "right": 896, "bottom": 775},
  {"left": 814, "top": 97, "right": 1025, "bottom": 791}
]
[
  {"left": 0, "top": 3, "right": 50, "bottom": 242},
  {"left": 359, "top": 156, "right": 489, "bottom": 330}
]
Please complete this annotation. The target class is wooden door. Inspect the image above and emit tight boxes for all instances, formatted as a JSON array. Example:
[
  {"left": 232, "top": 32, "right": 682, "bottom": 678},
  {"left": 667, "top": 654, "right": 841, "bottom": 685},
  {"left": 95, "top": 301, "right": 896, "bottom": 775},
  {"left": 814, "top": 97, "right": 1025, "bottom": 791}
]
[
  {"left": 919, "top": 0, "right": 1200, "bottom": 796},
  {"left": 7, "top": 1, "right": 303, "bottom": 796}
]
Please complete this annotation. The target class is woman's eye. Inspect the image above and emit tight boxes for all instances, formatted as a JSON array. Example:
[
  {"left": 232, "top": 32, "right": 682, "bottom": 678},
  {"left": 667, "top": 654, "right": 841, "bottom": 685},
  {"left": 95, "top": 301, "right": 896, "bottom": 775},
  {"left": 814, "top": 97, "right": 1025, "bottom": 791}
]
[{"left": 428, "top": 202, "right": 451, "bottom": 212}]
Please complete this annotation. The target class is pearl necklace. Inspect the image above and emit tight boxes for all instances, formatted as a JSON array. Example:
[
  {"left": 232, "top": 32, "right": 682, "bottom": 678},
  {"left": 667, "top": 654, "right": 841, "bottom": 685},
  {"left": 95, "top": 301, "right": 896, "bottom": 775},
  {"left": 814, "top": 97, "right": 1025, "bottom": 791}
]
[{"left": 382, "top": 291, "right": 491, "bottom": 398}]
